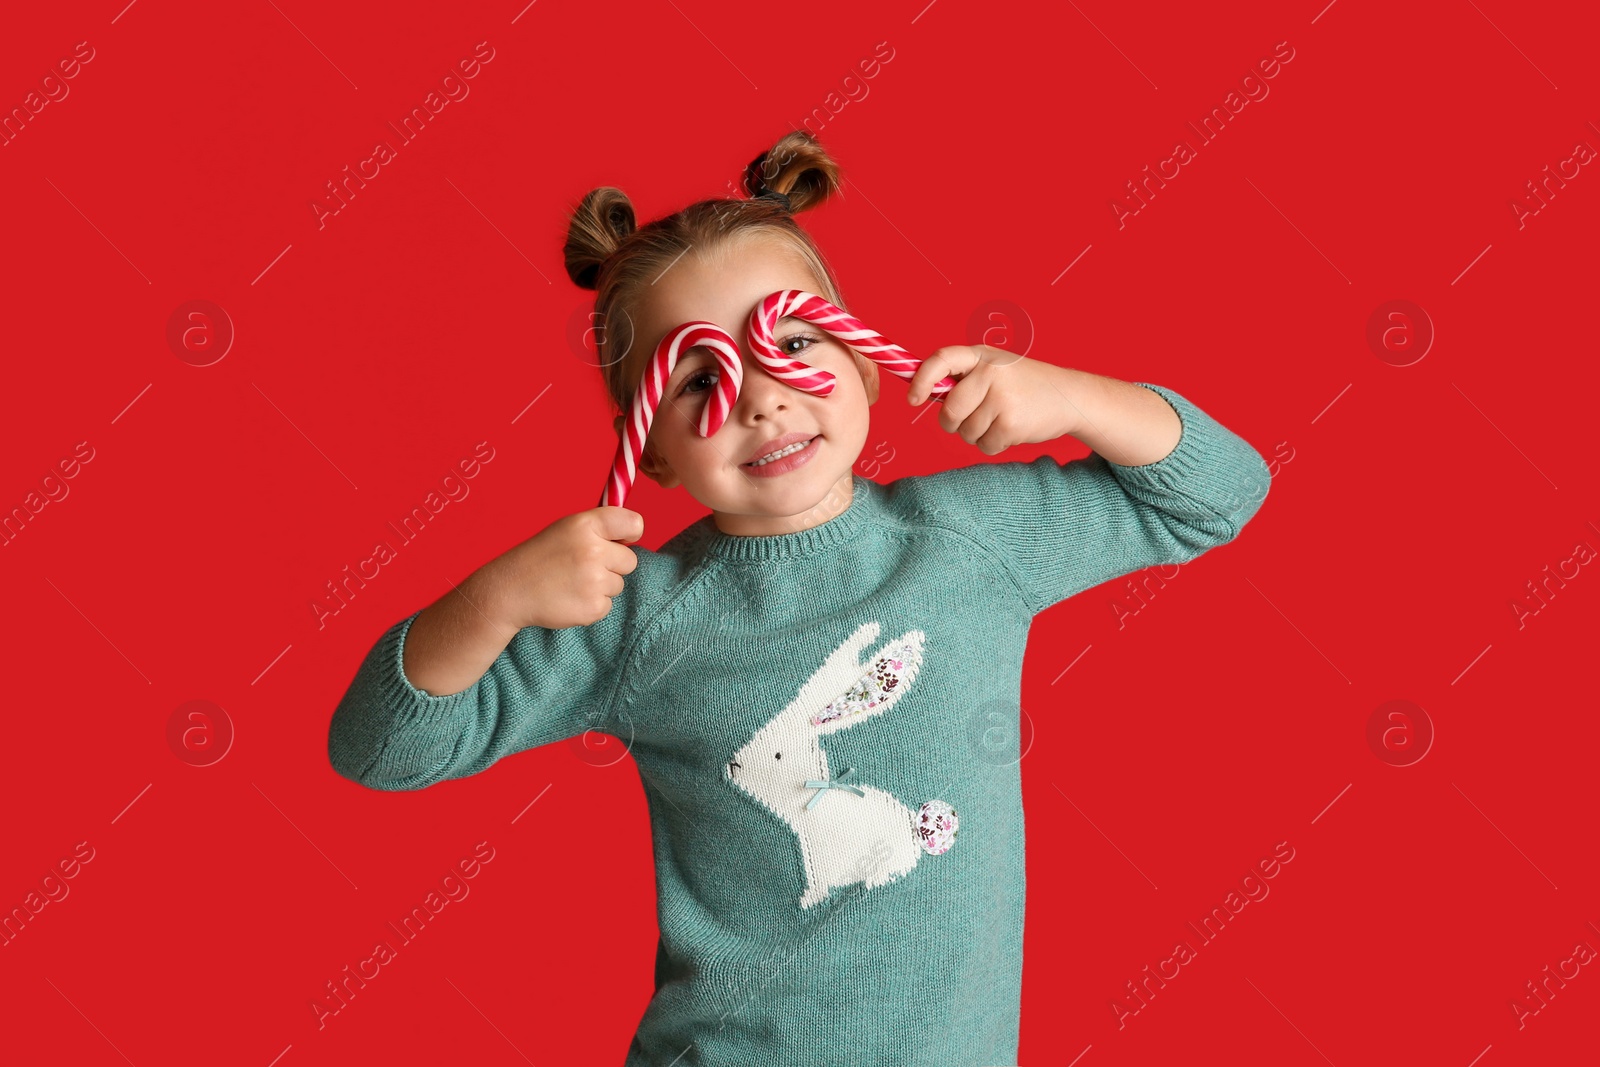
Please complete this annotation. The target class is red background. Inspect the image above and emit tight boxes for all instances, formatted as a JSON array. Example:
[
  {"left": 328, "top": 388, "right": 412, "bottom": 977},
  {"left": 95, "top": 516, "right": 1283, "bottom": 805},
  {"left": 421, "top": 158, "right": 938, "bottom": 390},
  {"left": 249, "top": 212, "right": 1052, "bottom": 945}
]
[{"left": 3, "top": 1, "right": 1597, "bottom": 1063}]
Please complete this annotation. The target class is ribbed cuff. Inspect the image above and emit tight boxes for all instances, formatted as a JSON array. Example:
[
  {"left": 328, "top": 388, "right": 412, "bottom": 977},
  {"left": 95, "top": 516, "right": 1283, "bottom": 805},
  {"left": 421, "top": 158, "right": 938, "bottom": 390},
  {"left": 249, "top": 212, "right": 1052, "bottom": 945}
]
[
  {"left": 329, "top": 612, "right": 486, "bottom": 788},
  {"left": 1106, "top": 382, "right": 1272, "bottom": 521},
  {"left": 379, "top": 611, "right": 486, "bottom": 725}
]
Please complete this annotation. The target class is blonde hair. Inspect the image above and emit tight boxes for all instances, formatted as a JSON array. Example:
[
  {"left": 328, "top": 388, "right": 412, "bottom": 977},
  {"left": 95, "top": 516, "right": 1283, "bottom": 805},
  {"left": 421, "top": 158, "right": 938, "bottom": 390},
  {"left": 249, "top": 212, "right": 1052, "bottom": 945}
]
[{"left": 562, "top": 131, "right": 859, "bottom": 438}]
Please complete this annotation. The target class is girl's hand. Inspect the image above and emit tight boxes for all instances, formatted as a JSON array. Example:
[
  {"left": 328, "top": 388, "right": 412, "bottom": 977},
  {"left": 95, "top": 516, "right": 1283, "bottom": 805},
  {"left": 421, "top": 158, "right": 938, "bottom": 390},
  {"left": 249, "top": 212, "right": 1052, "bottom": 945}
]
[
  {"left": 905, "top": 346, "right": 1074, "bottom": 455},
  {"left": 474, "top": 506, "right": 644, "bottom": 631}
]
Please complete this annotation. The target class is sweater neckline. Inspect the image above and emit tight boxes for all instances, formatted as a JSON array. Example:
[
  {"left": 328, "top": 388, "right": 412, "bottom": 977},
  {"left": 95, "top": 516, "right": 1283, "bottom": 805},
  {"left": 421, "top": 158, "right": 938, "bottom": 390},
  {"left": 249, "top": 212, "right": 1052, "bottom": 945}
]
[{"left": 702, "top": 475, "right": 879, "bottom": 563}]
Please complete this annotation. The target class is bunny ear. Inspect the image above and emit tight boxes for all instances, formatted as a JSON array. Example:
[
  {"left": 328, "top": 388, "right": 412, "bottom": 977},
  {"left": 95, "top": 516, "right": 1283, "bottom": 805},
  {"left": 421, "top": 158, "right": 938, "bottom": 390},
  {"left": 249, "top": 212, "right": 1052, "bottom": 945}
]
[
  {"left": 829, "top": 620, "right": 881, "bottom": 668},
  {"left": 812, "top": 630, "right": 925, "bottom": 734}
]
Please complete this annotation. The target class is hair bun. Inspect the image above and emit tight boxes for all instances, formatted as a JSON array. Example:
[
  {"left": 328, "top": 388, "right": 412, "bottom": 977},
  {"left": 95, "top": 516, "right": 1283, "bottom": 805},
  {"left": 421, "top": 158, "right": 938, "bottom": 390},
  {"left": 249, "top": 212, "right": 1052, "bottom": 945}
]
[
  {"left": 753, "top": 189, "right": 793, "bottom": 212},
  {"left": 742, "top": 130, "right": 841, "bottom": 215},
  {"left": 563, "top": 186, "right": 637, "bottom": 290}
]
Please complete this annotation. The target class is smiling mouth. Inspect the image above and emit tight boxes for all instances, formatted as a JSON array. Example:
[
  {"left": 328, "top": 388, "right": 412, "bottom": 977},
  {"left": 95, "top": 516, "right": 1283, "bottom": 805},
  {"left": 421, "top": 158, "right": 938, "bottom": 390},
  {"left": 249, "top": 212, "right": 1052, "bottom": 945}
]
[{"left": 743, "top": 436, "right": 818, "bottom": 467}]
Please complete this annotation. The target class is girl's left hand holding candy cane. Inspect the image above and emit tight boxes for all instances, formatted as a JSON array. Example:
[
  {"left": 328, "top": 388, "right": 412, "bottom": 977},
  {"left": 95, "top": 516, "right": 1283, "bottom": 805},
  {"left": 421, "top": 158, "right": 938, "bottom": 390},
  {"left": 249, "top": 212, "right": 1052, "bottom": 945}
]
[{"left": 903, "top": 346, "right": 1083, "bottom": 457}]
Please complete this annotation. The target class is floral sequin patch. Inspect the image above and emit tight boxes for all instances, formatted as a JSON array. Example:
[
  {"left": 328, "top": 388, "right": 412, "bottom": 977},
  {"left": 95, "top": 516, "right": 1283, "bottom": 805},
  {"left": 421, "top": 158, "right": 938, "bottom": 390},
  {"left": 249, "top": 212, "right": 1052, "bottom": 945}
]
[
  {"left": 917, "top": 800, "right": 959, "bottom": 855},
  {"left": 810, "top": 638, "right": 923, "bottom": 727}
]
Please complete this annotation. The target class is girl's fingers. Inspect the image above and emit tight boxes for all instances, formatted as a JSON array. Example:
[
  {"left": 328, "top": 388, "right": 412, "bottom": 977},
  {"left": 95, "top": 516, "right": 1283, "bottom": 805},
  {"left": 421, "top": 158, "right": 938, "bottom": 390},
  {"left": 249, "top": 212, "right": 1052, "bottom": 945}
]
[
  {"left": 907, "top": 346, "right": 981, "bottom": 405},
  {"left": 966, "top": 392, "right": 1011, "bottom": 454},
  {"left": 938, "top": 372, "right": 991, "bottom": 438}
]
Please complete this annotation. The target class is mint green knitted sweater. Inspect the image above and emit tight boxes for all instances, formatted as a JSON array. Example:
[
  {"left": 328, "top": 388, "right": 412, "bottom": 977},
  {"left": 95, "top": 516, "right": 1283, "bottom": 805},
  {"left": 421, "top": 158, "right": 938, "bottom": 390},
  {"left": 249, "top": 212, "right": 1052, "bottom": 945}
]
[{"left": 328, "top": 382, "right": 1270, "bottom": 1065}]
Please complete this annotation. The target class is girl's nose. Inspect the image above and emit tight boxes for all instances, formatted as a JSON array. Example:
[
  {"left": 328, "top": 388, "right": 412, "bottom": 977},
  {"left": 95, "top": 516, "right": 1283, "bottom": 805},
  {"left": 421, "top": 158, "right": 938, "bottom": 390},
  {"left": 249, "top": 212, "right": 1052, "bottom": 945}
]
[{"left": 731, "top": 362, "right": 791, "bottom": 422}]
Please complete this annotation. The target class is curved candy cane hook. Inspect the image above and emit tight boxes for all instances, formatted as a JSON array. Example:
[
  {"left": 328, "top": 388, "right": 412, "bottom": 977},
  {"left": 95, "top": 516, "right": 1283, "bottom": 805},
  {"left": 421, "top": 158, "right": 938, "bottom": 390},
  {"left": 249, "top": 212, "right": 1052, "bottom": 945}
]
[
  {"left": 599, "top": 290, "right": 956, "bottom": 509},
  {"left": 600, "top": 321, "right": 741, "bottom": 509},
  {"left": 747, "top": 290, "right": 956, "bottom": 403}
]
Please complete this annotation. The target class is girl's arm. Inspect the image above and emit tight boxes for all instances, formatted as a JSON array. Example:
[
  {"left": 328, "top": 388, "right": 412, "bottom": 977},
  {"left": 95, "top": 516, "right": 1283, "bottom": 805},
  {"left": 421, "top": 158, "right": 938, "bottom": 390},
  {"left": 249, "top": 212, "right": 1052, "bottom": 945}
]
[
  {"left": 1047, "top": 367, "right": 1185, "bottom": 467},
  {"left": 400, "top": 569, "right": 519, "bottom": 697},
  {"left": 326, "top": 558, "right": 651, "bottom": 792},
  {"left": 901, "top": 378, "right": 1271, "bottom": 615}
]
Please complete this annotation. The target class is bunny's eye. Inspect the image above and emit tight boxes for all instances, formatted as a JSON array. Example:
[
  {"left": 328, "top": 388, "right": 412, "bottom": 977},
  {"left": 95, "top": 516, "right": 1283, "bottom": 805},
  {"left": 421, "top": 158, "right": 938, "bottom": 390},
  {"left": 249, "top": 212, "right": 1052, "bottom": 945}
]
[{"left": 774, "top": 752, "right": 782, "bottom": 760}]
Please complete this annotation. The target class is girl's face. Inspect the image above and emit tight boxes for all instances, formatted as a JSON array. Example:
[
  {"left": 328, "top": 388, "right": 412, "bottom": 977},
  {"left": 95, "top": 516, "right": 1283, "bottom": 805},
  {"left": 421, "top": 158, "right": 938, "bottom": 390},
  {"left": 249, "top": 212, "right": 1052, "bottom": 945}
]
[{"left": 629, "top": 234, "right": 879, "bottom": 536}]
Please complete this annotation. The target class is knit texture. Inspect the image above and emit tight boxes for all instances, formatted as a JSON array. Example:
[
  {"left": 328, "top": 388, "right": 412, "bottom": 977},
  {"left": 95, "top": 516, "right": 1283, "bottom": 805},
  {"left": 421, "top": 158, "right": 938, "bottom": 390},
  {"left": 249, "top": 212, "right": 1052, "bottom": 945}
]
[{"left": 327, "top": 382, "right": 1272, "bottom": 1065}]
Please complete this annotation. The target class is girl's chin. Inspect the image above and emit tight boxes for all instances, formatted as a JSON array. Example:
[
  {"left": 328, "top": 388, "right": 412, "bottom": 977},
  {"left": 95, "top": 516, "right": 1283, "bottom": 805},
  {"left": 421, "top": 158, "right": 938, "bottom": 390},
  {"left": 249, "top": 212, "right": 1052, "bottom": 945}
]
[{"left": 705, "top": 466, "right": 848, "bottom": 509}]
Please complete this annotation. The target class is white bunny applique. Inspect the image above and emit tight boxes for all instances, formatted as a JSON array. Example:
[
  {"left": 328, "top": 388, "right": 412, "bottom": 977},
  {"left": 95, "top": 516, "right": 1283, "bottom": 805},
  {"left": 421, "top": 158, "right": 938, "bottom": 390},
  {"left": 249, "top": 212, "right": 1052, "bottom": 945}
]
[{"left": 724, "top": 620, "right": 960, "bottom": 910}]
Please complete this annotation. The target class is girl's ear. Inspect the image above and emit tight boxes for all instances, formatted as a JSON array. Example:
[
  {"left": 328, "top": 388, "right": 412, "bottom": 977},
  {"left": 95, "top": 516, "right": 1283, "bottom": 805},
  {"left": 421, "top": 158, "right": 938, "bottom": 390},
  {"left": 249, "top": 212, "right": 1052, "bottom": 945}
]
[
  {"left": 853, "top": 351, "right": 881, "bottom": 405},
  {"left": 616, "top": 414, "right": 682, "bottom": 489},
  {"left": 640, "top": 438, "right": 681, "bottom": 490}
]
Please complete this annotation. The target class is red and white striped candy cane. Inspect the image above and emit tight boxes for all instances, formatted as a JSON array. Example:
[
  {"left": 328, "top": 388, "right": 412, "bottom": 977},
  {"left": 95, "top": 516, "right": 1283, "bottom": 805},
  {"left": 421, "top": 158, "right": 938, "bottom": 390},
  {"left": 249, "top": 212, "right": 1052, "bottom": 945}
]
[
  {"left": 745, "top": 290, "right": 956, "bottom": 403},
  {"left": 599, "top": 290, "right": 955, "bottom": 508},
  {"left": 600, "top": 321, "right": 742, "bottom": 508}
]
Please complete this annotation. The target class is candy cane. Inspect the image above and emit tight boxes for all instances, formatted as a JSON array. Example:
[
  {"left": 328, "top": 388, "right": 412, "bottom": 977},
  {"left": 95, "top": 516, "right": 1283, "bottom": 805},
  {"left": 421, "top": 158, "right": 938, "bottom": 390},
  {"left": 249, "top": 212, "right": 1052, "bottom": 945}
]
[
  {"left": 599, "top": 290, "right": 955, "bottom": 508},
  {"left": 600, "top": 321, "right": 742, "bottom": 509},
  {"left": 746, "top": 290, "right": 955, "bottom": 402}
]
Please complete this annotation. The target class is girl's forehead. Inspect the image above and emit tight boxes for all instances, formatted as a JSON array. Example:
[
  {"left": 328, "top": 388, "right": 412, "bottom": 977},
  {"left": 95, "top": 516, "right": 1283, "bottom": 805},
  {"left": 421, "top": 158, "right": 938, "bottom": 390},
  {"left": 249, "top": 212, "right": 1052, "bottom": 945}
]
[
  {"left": 641, "top": 275, "right": 823, "bottom": 346},
  {"left": 641, "top": 237, "right": 821, "bottom": 330}
]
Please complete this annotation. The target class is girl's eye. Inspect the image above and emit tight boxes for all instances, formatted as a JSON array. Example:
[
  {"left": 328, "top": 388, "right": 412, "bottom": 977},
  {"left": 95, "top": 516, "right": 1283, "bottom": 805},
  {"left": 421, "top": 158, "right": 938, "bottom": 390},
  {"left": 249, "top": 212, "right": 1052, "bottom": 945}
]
[
  {"left": 780, "top": 333, "right": 822, "bottom": 357},
  {"left": 680, "top": 369, "right": 719, "bottom": 396},
  {"left": 679, "top": 334, "right": 822, "bottom": 395}
]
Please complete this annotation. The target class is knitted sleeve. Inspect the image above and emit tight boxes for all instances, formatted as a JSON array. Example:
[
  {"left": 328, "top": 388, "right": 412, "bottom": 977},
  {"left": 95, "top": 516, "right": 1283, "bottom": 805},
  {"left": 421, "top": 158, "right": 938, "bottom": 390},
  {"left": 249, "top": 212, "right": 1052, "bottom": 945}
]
[
  {"left": 905, "top": 382, "right": 1272, "bottom": 615},
  {"left": 326, "top": 564, "right": 642, "bottom": 792}
]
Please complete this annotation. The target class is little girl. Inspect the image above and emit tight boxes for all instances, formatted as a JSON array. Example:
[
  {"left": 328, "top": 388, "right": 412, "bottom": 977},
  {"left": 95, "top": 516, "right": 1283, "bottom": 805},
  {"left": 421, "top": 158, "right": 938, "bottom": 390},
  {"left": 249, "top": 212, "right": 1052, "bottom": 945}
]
[{"left": 328, "top": 130, "right": 1271, "bottom": 1065}]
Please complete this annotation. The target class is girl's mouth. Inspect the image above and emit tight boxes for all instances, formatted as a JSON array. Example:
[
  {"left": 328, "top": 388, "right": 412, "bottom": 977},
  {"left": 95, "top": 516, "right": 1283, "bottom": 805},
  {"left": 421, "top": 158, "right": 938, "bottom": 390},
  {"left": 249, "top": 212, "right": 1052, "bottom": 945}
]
[{"left": 742, "top": 435, "right": 819, "bottom": 475}]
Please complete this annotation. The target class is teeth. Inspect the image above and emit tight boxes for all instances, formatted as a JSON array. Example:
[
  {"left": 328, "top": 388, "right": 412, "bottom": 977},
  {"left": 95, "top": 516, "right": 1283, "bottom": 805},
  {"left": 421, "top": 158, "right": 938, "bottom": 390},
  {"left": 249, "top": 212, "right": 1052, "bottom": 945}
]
[{"left": 749, "top": 438, "right": 813, "bottom": 466}]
